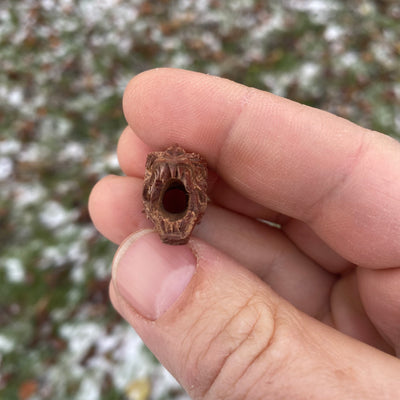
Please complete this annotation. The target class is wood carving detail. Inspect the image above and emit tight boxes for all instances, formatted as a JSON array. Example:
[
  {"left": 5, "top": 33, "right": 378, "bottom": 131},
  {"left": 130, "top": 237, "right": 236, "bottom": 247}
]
[{"left": 142, "top": 145, "right": 208, "bottom": 245}]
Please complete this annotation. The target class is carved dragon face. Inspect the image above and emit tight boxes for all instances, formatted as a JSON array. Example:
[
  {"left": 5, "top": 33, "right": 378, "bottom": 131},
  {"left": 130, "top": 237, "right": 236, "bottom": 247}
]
[{"left": 142, "top": 145, "right": 208, "bottom": 245}]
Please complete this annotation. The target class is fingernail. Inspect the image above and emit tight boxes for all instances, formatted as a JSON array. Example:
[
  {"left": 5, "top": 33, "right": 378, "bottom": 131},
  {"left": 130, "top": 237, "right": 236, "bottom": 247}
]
[{"left": 112, "top": 229, "right": 196, "bottom": 320}]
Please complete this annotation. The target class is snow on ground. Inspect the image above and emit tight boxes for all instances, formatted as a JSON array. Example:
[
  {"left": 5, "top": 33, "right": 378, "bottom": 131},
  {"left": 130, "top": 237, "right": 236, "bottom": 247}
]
[{"left": 0, "top": 0, "right": 398, "bottom": 398}]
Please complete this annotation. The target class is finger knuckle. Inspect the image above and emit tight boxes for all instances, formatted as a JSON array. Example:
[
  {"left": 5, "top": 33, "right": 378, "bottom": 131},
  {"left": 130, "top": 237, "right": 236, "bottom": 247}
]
[{"left": 182, "top": 291, "right": 294, "bottom": 400}]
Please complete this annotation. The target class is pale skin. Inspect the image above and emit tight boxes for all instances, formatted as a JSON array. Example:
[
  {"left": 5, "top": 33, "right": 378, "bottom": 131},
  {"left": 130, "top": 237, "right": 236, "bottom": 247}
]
[{"left": 89, "top": 68, "right": 400, "bottom": 399}]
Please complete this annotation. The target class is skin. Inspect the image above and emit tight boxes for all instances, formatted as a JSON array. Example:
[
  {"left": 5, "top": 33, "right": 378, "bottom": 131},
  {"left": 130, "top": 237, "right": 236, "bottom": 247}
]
[{"left": 89, "top": 68, "right": 400, "bottom": 399}]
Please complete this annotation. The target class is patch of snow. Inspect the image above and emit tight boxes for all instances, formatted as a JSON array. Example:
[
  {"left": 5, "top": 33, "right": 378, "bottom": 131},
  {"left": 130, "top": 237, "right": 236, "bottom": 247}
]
[
  {"left": 250, "top": 11, "right": 284, "bottom": 40},
  {"left": 150, "top": 27, "right": 162, "bottom": 42},
  {"left": 229, "top": 0, "right": 254, "bottom": 12},
  {"left": 113, "top": 5, "right": 138, "bottom": 30},
  {"left": 59, "top": 141, "right": 86, "bottom": 163},
  {"left": 57, "top": 322, "right": 175, "bottom": 397},
  {"left": 358, "top": 2, "right": 375, "bottom": 16},
  {"left": 8, "top": 87, "right": 24, "bottom": 107},
  {"left": 92, "top": 258, "right": 111, "bottom": 280},
  {"left": 394, "top": 84, "right": 400, "bottom": 101},
  {"left": 39, "top": 200, "right": 78, "bottom": 229},
  {"left": 194, "top": 0, "right": 211, "bottom": 13},
  {"left": 340, "top": 51, "right": 359, "bottom": 68},
  {"left": 41, "top": 246, "right": 66, "bottom": 268},
  {"left": 0, "top": 139, "right": 21, "bottom": 155},
  {"left": 14, "top": 183, "right": 46, "bottom": 207},
  {"left": 286, "top": 0, "right": 341, "bottom": 23},
  {"left": 67, "top": 241, "right": 88, "bottom": 268},
  {"left": 59, "top": 0, "right": 74, "bottom": 8},
  {"left": 169, "top": 53, "right": 193, "bottom": 69},
  {"left": 298, "top": 62, "right": 320, "bottom": 90},
  {"left": 111, "top": 326, "right": 150, "bottom": 389},
  {"left": 80, "top": 226, "right": 97, "bottom": 241},
  {"left": 201, "top": 31, "right": 221, "bottom": 53},
  {"left": 395, "top": 114, "right": 400, "bottom": 133},
  {"left": 40, "top": 0, "right": 56, "bottom": 11},
  {"left": 0, "top": 157, "right": 13, "bottom": 180},
  {"left": 205, "top": 63, "right": 222, "bottom": 76},
  {"left": 70, "top": 265, "right": 85, "bottom": 283},
  {"left": 2, "top": 258, "right": 25, "bottom": 283},
  {"left": 245, "top": 46, "right": 265, "bottom": 63},
  {"left": 0, "top": 334, "right": 15, "bottom": 353},
  {"left": 67, "top": 288, "right": 82, "bottom": 305},
  {"left": 262, "top": 71, "right": 295, "bottom": 97},
  {"left": 75, "top": 375, "right": 101, "bottom": 400},
  {"left": 371, "top": 41, "right": 396, "bottom": 69},
  {"left": 55, "top": 223, "right": 80, "bottom": 240},
  {"left": 324, "top": 24, "right": 345, "bottom": 42},
  {"left": 60, "top": 322, "right": 104, "bottom": 360},
  {"left": 161, "top": 36, "right": 181, "bottom": 51},
  {"left": 18, "top": 143, "right": 48, "bottom": 163},
  {"left": 152, "top": 367, "right": 187, "bottom": 399},
  {"left": 104, "top": 152, "right": 120, "bottom": 171},
  {"left": 96, "top": 332, "right": 120, "bottom": 354}
]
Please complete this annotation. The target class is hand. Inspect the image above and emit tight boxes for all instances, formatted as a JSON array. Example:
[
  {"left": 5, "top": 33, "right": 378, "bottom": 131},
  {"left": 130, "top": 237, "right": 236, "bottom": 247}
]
[{"left": 89, "top": 69, "right": 400, "bottom": 399}]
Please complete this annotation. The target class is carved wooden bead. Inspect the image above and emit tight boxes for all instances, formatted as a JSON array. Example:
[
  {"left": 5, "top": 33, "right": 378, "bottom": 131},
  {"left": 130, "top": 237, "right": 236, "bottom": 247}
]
[{"left": 142, "top": 145, "right": 208, "bottom": 245}]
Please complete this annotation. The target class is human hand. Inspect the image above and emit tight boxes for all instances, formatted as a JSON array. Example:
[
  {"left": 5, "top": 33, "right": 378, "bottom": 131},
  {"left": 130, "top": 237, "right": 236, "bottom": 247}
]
[{"left": 89, "top": 69, "right": 400, "bottom": 399}]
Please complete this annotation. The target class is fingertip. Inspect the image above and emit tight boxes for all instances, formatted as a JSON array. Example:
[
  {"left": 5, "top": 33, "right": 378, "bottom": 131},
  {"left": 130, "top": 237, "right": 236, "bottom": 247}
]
[
  {"left": 117, "top": 126, "right": 152, "bottom": 177},
  {"left": 122, "top": 68, "right": 185, "bottom": 138},
  {"left": 88, "top": 174, "right": 150, "bottom": 244},
  {"left": 88, "top": 174, "right": 116, "bottom": 226},
  {"left": 121, "top": 68, "right": 243, "bottom": 164},
  {"left": 122, "top": 68, "right": 196, "bottom": 110}
]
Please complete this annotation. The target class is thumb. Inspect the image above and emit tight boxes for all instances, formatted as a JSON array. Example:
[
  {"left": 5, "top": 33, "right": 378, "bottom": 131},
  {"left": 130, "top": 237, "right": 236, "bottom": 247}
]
[{"left": 110, "top": 230, "right": 400, "bottom": 399}]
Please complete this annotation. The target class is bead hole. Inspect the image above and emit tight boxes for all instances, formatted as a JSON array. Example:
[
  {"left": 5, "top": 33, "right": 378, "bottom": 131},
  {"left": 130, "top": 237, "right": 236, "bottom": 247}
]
[{"left": 162, "top": 180, "right": 188, "bottom": 215}]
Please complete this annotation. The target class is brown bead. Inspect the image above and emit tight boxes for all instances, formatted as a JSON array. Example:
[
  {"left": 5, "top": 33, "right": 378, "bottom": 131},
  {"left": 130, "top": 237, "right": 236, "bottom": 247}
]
[{"left": 142, "top": 145, "right": 208, "bottom": 245}]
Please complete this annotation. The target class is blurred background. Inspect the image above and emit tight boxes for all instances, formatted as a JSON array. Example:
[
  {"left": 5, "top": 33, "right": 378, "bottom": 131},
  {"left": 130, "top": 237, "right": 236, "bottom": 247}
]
[{"left": 0, "top": 0, "right": 399, "bottom": 399}]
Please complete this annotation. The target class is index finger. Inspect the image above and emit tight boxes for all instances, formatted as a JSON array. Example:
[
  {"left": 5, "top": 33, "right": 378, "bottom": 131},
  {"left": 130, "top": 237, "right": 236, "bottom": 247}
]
[{"left": 123, "top": 68, "right": 400, "bottom": 268}]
